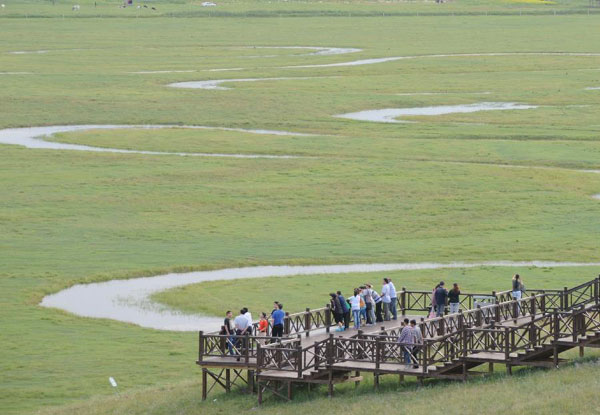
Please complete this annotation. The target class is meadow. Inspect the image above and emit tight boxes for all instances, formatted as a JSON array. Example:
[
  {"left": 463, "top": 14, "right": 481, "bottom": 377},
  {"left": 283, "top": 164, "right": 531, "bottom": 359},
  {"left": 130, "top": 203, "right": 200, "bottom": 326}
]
[{"left": 1, "top": 2, "right": 600, "bottom": 414}]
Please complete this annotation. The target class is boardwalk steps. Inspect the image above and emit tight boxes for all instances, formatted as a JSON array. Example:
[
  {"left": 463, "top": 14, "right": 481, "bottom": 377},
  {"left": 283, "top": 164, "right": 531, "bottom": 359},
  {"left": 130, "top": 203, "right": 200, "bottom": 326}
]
[{"left": 197, "top": 276, "right": 600, "bottom": 404}]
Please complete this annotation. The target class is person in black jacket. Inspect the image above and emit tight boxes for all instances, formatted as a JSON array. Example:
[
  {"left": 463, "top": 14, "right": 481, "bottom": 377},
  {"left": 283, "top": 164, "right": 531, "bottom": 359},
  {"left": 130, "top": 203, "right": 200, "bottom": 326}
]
[
  {"left": 330, "top": 293, "right": 344, "bottom": 331},
  {"left": 448, "top": 283, "right": 461, "bottom": 314},
  {"left": 434, "top": 281, "right": 448, "bottom": 317}
]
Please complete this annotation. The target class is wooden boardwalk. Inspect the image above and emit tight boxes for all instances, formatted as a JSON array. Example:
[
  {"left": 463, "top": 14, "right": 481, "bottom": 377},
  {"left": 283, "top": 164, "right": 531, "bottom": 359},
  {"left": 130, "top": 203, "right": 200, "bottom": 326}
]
[{"left": 197, "top": 276, "right": 600, "bottom": 404}]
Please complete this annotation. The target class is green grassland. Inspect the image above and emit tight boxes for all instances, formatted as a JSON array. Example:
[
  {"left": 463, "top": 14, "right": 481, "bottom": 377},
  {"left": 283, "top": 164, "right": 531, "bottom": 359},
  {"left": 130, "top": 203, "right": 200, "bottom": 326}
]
[
  {"left": 1, "top": 7, "right": 600, "bottom": 415},
  {"left": 37, "top": 358, "right": 600, "bottom": 415}
]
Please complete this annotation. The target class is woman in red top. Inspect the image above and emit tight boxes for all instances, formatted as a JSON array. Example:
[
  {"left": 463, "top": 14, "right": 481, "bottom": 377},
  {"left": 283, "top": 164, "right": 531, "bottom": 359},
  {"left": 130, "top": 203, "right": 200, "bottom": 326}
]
[{"left": 258, "top": 312, "right": 269, "bottom": 343}]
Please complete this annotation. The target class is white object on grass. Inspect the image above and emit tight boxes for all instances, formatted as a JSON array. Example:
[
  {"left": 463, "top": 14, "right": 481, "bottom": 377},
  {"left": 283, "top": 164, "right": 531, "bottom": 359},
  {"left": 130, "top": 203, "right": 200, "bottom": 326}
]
[
  {"left": 202, "top": 2, "right": 217, "bottom": 6},
  {"left": 109, "top": 377, "right": 118, "bottom": 388}
]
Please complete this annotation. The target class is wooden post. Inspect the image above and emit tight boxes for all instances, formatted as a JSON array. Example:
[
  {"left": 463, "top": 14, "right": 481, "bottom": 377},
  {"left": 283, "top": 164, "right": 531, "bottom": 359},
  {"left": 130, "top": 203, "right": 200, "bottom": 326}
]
[
  {"left": 580, "top": 345, "right": 585, "bottom": 358},
  {"left": 540, "top": 295, "right": 546, "bottom": 314},
  {"left": 355, "top": 371, "right": 361, "bottom": 388},
  {"left": 305, "top": 308, "right": 311, "bottom": 337},
  {"left": 202, "top": 368, "right": 207, "bottom": 400},
  {"left": 248, "top": 370, "right": 255, "bottom": 394},
  {"left": 245, "top": 333, "right": 250, "bottom": 364},
  {"left": 284, "top": 312, "right": 291, "bottom": 335},
  {"left": 475, "top": 305, "right": 482, "bottom": 327},
  {"left": 494, "top": 300, "right": 500, "bottom": 323},
  {"left": 327, "top": 334, "right": 334, "bottom": 366},
  {"left": 553, "top": 310, "right": 559, "bottom": 368},
  {"left": 297, "top": 344, "right": 303, "bottom": 379},
  {"left": 374, "top": 372, "right": 379, "bottom": 389},
  {"left": 595, "top": 277, "right": 600, "bottom": 306},
  {"left": 504, "top": 327, "right": 510, "bottom": 362},
  {"left": 226, "top": 369, "right": 231, "bottom": 393},
  {"left": 198, "top": 331, "right": 204, "bottom": 363},
  {"left": 258, "top": 380, "right": 263, "bottom": 405},
  {"left": 287, "top": 381, "right": 293, "bottom": 400},
  {"left": 572, "top": 310, "right": 578, "bottom": 343},
  {"left": 328, "top": 370, "right": 334, "bottom": 398},
  {"left": 531, "top": 295, "right": 536, "bottom": 321},
  {"left": 314, "top": 341, "right": 320, "bottom": 370},
  {"left": 512, "top": 300, "right": 518, "bottom": 323},
  {"left": 325, "top": 304, "right": 331, "bottom": 333},
  {"left": 423, "top": 339, "right": 429, "bottom": 374},
  {"left": 401, "top": 287, "right": 406, "bottom": 316},
  {"left": 563, "top": 286, "right": 569, "bottom": 310},
  {"left": 438, "top": 318, "right": 445, "bottom": 336},
  {"left": 488, "top": 362, "right": 494, "bottom": 373},
  {"left": 375, "top": 336, "right": 381, "bottom": 370}
]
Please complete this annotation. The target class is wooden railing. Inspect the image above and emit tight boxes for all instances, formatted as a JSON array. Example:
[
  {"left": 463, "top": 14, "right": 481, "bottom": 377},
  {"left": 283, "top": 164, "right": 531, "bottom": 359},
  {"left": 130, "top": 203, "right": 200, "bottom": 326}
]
[{"left": 201, "top": 277, "right": 600, "bottom": 367}]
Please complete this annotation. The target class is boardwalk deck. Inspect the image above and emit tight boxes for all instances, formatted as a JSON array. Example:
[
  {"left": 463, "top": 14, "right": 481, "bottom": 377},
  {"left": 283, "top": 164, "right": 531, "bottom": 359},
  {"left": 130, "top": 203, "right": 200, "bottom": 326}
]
[{"left": 196, "top": 276, "right": 600, "bottom": 404}]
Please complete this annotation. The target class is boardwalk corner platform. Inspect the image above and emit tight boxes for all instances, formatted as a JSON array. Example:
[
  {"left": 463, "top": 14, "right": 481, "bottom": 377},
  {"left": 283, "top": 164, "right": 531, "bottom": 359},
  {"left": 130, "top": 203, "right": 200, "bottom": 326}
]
[{"left": 197, "top": 276, "right": 600, "bottom": 404}]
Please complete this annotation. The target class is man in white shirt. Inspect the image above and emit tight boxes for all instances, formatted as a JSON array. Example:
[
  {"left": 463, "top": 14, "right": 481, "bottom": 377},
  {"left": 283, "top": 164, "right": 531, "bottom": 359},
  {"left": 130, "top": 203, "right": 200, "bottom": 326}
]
[
  {"left": 243, "top": 307, "right": 253, "bottom": 334},
  {"left": 388, "top": 278, "right": 398, "bottom": 320},
  {"left": 233, "top": 309, "right": 250, "bottom": 360},
  {"left": 381, "top": 278, "right": 391, "bottom": 321}
]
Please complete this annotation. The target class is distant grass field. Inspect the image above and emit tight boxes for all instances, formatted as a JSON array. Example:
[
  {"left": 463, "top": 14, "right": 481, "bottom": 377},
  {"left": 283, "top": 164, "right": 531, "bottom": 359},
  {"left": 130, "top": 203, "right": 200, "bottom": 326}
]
[{"left": 1, "top": 5, "right": 600, "bottom": 415}]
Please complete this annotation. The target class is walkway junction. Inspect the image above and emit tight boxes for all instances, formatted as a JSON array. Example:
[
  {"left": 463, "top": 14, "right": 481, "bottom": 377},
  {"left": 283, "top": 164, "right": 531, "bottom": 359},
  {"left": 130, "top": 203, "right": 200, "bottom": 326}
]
[{"left": 197, "top": 276, "right": 600, "bottom": 404}]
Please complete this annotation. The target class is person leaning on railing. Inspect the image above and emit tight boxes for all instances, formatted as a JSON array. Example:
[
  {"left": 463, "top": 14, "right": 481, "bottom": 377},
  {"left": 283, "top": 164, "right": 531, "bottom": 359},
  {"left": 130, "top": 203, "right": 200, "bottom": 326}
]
[
  {"left": 512, "top": 274, "right": 524, "bottom": 300},
  {"left": 337, "top": 291, "right": 351, "bottom": 330},
  {"left": 381, "top": 278, "right": 392, "bottom": 321},
  {"left": 397, "top": 318, "right": 415, "bottom": 369},
  {"left": 410, "top": 319, "right": 423, "bottom": 369}
]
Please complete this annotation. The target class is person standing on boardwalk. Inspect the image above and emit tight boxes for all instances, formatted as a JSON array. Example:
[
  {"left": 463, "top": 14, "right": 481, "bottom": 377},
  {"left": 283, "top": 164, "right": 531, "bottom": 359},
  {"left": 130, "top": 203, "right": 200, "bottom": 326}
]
[
  {"left": 242, "top": 307, "right": 253, "bottom": 335},
  {"left": 434, "top": 282, "right": 448, "bottom": 317},
  {"left": 382, "top": 278, "right": 391, "bottom": 321},
  {"left": 388, "top": 278, "right": 398, "bottom": 320},
  {"left": 349, "top": 288, "right": 362, "bottom": 329},
  {"left": 512, "top": 274, "right": 524, "bottom": 316},
  {"left": 448, "top": 283, "right": 461, "bottom": 314},
  {"left": 330, "top": 293, "right": 344, "bottom": 331},
  {"left": 512, "top": 274, "right": 524, "bottom": 300},
  {"left": 271, "top": 303, "right": 285, "bottom": 339},
  {"left": 258, "top": 312, "right": 269, "bottom": 343},
  {"left": 233, "top": 309, "right": 250, "bottom": 358},
  {"left": 368, "top": 284, "right": 383, "bottom": 323},
  {"left": 410, "top": 319, "right": 423, "bottom": 368},
  {"left": 365, "top": 284, "right": 376, "bottom": 326},
  {"left": 221, "top": 310, "right": 235, "bottom": 355},
  {"left": 397, "top": 318, "right": 414, "bottom": 369},
  {"left": 337, "top": 290, "right": 351, "bottom": 330}
]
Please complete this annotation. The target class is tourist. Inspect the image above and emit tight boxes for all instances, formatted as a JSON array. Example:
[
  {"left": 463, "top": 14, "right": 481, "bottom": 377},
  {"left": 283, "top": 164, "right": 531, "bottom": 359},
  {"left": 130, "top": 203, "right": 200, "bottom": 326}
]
[
  {"left": 388, "top": 278, "right": 398, "bottom": 320},
  {"left": 448, "top": 283, "right": 461, "bottom": 314},
  {"left": 233, "top": 309, "right": 250, "bottom": 359},
  {"left": 271, "top": 303, "right": 285, "bottom": 339},
  {"left": 382, "top": 278, "right": 391, "bottom": 321},
  {"left": 397, "top": 317, "right": 414, "bottom": 369},
  {"left": 243, "top": 307, "right": 253, "bottom": 335},
  {"left": 359, "top": 286, "right": 367, "bottom": 324},
  {"left": 434, "top": 281, "right": 448, "bottom": 317},
  {"left": 368, "top": 284, "right": 383, "bottom": 323},
  {"left": 330, "top": 293, "right": 344, "bottom": 331},
  {"left": 512, "top": 274, "right": 524, "bottom": 300},
  {"left": 270, "top": 301, "right": 279, "bottom": 317},
  {"left": 258, "top": 312, "right": 269, "bottom": 342},
  {"left": 337, "top": 290, "right": 351, "bottom": 330},
  {"left": 221, "top": 310, "right": 235, "bottom": 355},
  {"left": 410, "top": 319, "right": 423, "bottom": 368},
  {"left": 349, "top": 288, "right": 362, "bottom": 329},
  {"left": 363, "top": 284, "right": 376, "bottom": 326},
  {"left": 512, "top": 274, "right": 524, "bottom": 316},
  {"left": 430, "top": 283, "right": 439, "bottom": 318}
]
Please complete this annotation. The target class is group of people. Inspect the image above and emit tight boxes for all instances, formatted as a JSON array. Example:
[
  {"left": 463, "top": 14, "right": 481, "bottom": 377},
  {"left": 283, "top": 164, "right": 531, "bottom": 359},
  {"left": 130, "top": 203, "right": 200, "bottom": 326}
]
[
  {"left": 330, "top": 278, "right": 400, "bottom": 331},
  {"left": 218, "top": 274, "right": 526, "bottom": 358},
  {"left": 220, "top": 303, "right": 286, "bottom": 356}
]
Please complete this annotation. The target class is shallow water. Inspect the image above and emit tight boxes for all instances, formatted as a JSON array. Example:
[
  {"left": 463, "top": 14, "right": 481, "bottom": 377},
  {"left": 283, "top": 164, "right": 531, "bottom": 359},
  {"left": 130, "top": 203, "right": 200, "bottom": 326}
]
[
  {"left": 593, "top": 194, "right": 600, "bottom": 200},
  {"left": 41, "top": 261, "right": 600, "bottom": 332},
  {"left": 335, "top": 102, "right": 537, "bottom": 123},
  {"left": 395, "top": 91, "right": 491, "bottom": 96},
  {"left": 284, "top": 52, "right": 600, "bottom": 69},
  {"left": 0, "top": 125, "right": 315, "bottom": 158},
  {"left": 585, "top": 87, "right": 600, "bottom": 90},
  {"left": 168, "top": 76, "right": 316, "bottom": 90},
  {"left": 247, "top": 46, "right": 362, "bottom": 56}
]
